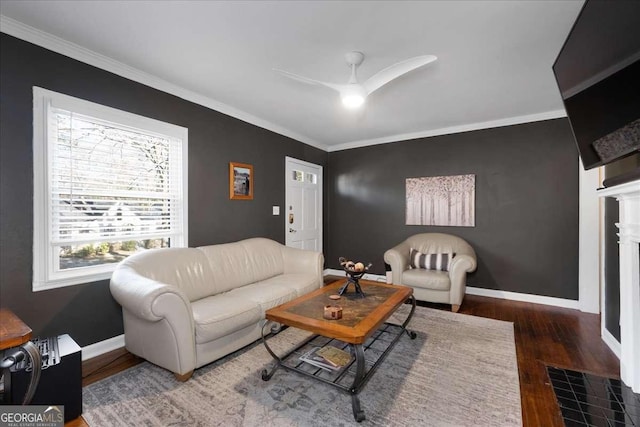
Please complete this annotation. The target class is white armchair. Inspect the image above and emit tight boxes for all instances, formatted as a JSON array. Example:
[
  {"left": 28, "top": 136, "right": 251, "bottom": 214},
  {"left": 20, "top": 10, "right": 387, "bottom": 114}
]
[{"left": 383, "top": 233, "right": 476, "bottom": 312}]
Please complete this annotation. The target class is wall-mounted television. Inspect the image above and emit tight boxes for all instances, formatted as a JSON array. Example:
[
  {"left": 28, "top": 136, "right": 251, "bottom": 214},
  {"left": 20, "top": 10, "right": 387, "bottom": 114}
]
[{"left": 552, "top": 0, "right": 640, "bottom": 171}]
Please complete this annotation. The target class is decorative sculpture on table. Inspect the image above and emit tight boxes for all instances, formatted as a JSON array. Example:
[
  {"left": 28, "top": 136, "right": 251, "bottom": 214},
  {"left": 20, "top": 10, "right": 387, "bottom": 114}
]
[{"left": 338, "top": 257, "right": 372, "bottom": 297}]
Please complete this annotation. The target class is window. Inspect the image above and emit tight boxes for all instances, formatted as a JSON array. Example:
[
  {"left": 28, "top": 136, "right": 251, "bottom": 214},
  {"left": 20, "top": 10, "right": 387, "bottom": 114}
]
[
  {"left": 291, "top": 170, "right": 317, "bottom": 184},
  {"left": 33, "top": 87, "right": 188, "bottom": 291},
  {"left": 306, "top": 173, "right": 317, "bottom": 184}
]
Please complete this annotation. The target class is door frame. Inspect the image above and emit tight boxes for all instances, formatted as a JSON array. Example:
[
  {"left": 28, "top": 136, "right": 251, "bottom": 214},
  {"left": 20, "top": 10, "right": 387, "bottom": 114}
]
[{"left": 284, "top": 156, "right": 323, "bottom": 252}]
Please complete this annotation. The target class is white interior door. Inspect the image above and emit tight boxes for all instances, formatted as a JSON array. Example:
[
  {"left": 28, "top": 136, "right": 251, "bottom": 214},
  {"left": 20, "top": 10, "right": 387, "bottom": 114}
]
[{"left": 285, "top": 157, "right": 322, "bottom": 251}]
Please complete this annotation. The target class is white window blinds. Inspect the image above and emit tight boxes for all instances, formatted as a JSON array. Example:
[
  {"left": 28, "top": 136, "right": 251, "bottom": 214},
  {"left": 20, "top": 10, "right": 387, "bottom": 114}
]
[{"left": 49, "top": 108, "right": 184, "bottom": 245}]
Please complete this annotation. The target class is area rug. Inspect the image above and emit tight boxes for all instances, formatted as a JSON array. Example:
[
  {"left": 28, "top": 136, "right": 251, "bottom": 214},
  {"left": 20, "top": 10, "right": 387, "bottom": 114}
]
[{"left": 83, "top": 306, "right": 522, "bottom": 426}]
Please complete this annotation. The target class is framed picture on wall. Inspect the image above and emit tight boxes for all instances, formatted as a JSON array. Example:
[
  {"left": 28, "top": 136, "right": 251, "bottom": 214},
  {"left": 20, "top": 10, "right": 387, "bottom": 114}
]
[
  {"left": 406, "top": 174, "right": 475, "bottom": 226},
  {"left": 229, "top": 162, "right": 253, "bottom": 200}
]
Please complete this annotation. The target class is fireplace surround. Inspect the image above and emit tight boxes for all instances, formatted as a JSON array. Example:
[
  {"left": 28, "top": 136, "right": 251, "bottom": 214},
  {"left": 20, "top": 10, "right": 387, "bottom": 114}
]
[{"left": 598, "top": 178, "right": 640, "bottom": 393}]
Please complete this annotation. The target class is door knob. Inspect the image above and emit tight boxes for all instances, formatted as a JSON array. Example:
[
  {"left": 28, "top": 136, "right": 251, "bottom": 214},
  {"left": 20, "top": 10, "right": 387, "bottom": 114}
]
[{"left": 289, "top": 228, "right": 297, "bottom": 233}]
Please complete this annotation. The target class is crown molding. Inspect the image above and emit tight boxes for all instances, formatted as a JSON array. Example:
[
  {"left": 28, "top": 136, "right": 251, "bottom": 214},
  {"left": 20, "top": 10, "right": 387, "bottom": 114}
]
[
  {"left": 327, "top": 109, "right": 568, "bottom": 152},
  {"left": 0, "top": 15, "right": 327, "bottom": 151}
]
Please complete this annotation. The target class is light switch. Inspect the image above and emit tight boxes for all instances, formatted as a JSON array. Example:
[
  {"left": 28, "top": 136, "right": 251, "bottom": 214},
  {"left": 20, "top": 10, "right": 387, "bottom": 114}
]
[{"left": 272, "top": 206, "right": 280, "bottom": 215}]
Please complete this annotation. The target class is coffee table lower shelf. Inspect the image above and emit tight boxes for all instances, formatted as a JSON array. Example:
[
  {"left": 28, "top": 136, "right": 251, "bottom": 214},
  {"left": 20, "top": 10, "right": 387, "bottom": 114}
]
[{"left": 260, "top": 298, "right": 416, "bottom": 423}]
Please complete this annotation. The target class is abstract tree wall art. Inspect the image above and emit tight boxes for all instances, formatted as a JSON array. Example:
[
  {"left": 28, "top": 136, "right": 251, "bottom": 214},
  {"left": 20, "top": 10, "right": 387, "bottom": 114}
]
[{"left": 406, "top": 174, "right": 475, "bottom": 227}]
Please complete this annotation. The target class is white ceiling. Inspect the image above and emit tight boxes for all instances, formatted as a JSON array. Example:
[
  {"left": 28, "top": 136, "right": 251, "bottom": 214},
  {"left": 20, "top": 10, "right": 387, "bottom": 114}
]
[{"left": 0, "top": 0, "right": 583, "bottom": 151}]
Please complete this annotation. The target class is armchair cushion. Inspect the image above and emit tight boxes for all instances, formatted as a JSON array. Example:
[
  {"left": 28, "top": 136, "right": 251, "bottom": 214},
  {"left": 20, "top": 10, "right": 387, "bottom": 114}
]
[
  {"left": 402, "top": 269, "right": 451, "bottom": 291},
  {"left": 410, "top": 249, "right": 455, "bottom": 271}
]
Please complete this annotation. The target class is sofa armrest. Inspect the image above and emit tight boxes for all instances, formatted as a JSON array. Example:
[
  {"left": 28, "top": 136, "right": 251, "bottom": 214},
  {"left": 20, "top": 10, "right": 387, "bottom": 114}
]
[
  {"left": 383, "top": 241, "right": 411, "bottom": 285},
  {"left": 110, "top": 266, "right": 197, "bottom": 375},
  {"left": 448, "top": 253, "right": 477, "bottom": 305},
  {"left": 110, "top": 266, "right": 193, "bottom": 325},
  {"left": 281, "top": 246, "right": 324, "bottom": 280}
]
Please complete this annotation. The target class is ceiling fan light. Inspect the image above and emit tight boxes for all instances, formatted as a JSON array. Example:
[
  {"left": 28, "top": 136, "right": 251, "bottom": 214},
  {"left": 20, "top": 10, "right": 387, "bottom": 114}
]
[
  {"left": 340, "top": 84, "right": 367, "bottom": 109},
  {"left": 341, "top": 94, "right": 365, "bottom": 109}
]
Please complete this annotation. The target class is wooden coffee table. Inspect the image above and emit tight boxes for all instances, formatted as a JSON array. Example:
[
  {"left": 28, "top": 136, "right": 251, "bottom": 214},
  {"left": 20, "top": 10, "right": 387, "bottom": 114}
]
[{"left": 260, "top": 279, "right": 416, "bottom": 422}]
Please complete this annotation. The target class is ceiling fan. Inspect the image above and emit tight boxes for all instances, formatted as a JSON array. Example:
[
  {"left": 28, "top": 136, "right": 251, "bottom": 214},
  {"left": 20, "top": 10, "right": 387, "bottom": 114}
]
[{"left": 274, "top": 51, "right": 437, "bottom": 109}]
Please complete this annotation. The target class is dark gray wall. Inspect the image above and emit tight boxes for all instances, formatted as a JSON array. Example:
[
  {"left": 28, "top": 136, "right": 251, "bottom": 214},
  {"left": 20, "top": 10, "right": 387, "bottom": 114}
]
[
  {"left": 327, "top": 119, "right": 579, "bottom": 299},
  {"left": 604, "top": 198, "right": 621, "bottom": 340},
  {"left": 602, "top": 154, "right": 640, "bottom": 341},
  {"left": 0, "top": 34, "right": 327, "bottom": 346}
]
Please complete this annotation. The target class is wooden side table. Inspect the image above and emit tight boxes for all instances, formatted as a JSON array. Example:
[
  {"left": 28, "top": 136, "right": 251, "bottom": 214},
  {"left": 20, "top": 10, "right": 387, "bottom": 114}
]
[
  {"left": 0, "top": 309, "right": 41, "bottom": 404},
  {"left": 0, "top": 309, "right": 33, "bottom": 350}
]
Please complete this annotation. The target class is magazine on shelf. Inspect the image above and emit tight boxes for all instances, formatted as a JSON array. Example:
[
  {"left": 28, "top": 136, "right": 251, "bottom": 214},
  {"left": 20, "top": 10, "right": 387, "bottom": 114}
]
[
  {"left": 317, "top": 346, "right": 352, "bottom": 367},
  {"left": 300, "top": 347, "right": 338, "bottom": 371},
  {"left": 299, "top": 346, "right": 353, "bottom": 371}
]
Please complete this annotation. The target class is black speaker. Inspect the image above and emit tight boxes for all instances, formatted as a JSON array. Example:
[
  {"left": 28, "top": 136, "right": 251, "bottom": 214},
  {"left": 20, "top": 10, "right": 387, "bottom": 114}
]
[{"left": 8, "top": 334, "right": 82, "bottom": 422}]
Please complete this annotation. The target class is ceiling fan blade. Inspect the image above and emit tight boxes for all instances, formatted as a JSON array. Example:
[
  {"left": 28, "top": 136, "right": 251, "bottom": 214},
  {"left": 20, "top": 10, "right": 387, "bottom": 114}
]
[
  {"left": 362, "top": 55, "right": 437, "bottom": 95},
  {"left": 274, "top": 69, "right": 343, "bottom": 92}
]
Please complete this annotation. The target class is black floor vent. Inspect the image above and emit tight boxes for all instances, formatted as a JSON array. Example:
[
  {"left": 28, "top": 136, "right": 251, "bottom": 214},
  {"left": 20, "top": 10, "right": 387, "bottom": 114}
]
[{"left": 547, "top": 366, "right": 639, "bottom": 426}]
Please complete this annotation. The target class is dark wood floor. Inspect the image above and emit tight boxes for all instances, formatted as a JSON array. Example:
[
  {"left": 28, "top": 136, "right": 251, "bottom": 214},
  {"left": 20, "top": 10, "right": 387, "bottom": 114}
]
[
  {"left": 456, "top": 295, "right": 619, "bottom": 426},
  {"left": 66, "top": 292, "right": 619, "bottom": 427}
]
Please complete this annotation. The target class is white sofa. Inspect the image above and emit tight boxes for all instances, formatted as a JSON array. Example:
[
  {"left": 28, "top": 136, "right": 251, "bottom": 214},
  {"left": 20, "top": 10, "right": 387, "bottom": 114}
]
[{"left": 110, "top": 237, "right": 323, "bottom": 380}]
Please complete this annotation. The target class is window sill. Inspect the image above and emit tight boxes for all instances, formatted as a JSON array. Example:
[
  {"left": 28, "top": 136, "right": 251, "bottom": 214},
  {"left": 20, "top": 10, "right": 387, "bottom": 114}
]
[{"left": 33, "top": 270, "right": 114, "bottom": 292}]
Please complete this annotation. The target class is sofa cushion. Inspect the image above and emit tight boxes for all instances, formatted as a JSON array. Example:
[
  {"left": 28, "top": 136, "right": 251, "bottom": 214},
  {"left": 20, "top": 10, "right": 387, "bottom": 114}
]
[
  {"left": 253, "top": 274, "right": 320, "bottom": 297},
  {"left": 226, "top": 282, "right": 297, "bottom": 315},
  {"left": 197, "top": 238, "right": 285, "bottom": 293},
  {"left": 238, "top": 238, "right": 287, "bottom": 282},
  {"left": 191, "top": 295, "right": 262, "bottom": 344},
  {"left": 120, "top": 247, "right": 214, "bottom": 302},
  {"left": 402, "top": 268, "right": 451, "bottom": 291}
]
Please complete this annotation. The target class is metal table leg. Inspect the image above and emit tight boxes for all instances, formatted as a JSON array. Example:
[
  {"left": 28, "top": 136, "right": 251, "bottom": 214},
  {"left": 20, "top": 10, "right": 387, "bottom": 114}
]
[
  {"left": 347, "top": 296, "right": 416, "bottom": 422},
  {"left": 260, "top": 320, "right": 282, "bottom": 381},
  {"left": 349, "top": 344, "right": 366, "bottom": 422},
  {"left": 403, "top": 295, "right": 418, "bottom": 339}
]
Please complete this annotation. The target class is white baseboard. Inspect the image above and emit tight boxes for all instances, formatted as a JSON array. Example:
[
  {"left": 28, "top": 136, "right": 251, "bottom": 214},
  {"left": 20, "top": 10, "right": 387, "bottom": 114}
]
[
  {"left": 465, "top": 287, "right": 579, "bottom": 309},
  {"left": 601, "top": 327, "right": 621, "bottom": 359},
  {"left": 324, "top": 269, "right": 580, "bottom": 309},
  {"left": 81, "top": 334, "right": 125, "bottom": 361}
]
